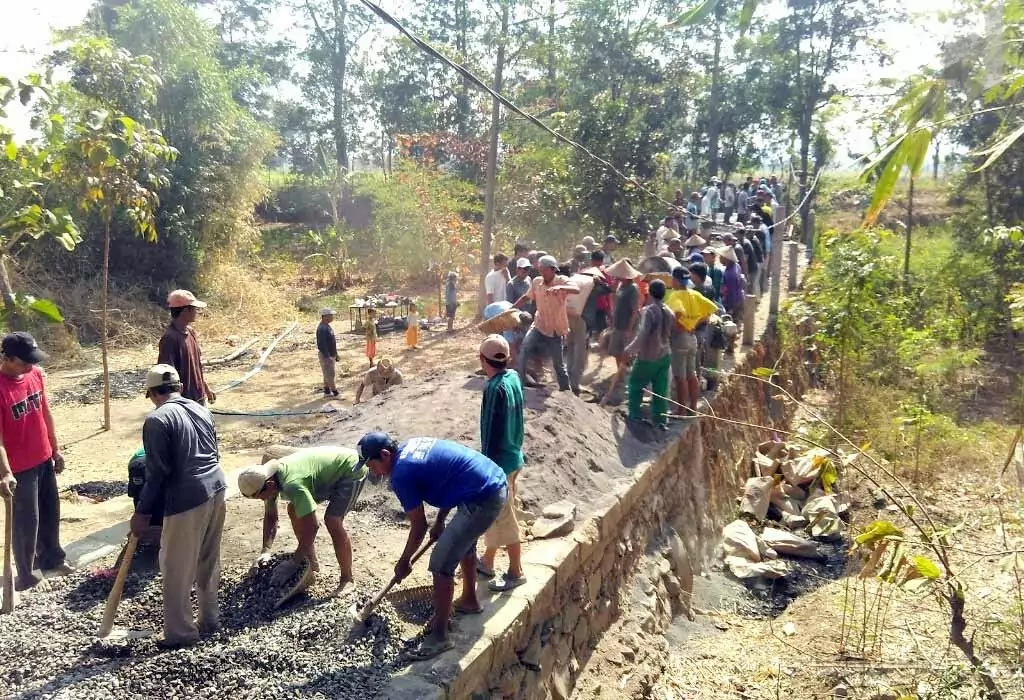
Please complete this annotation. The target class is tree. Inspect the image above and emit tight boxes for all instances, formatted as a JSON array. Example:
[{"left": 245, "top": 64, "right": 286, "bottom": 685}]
[
  {"left": 299, "top": 0, "right": 372, "bottom": 170},
  {"left": 0, "top": 77, "right": 80, "bottom": 328},
  {"left": 58, "top": 38, "right": 176, "bottom": 430}
]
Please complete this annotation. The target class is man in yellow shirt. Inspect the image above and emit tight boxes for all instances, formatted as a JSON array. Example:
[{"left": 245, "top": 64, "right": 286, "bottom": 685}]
[{"left": 665, "top": 268, "right": 719, "bottom": 413}]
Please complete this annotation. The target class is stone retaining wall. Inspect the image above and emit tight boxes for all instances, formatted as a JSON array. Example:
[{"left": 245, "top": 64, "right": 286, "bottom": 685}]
[{"left": 381, "top": 330, "right": 809, "bottom": 699}]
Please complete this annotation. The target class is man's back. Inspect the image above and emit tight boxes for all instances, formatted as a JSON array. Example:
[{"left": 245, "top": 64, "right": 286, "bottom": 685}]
[
  {"left": 140, "top": 396, "right": 225, "bottom": 517},
  {"left": 158, "top": 325, "right": 206, "bottom": 402}
]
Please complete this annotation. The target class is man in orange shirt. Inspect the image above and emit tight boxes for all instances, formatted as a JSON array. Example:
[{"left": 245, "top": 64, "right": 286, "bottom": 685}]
[{"left": 512, "top": 255, "right": 578, "bottom": 391}]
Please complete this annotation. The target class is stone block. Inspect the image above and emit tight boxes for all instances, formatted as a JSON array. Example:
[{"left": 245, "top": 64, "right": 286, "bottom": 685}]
[
  {"left": 573, "top": 519, "right": 602, "bottom": 568},
  {"left": 572, "top": 615, "right": 591, "bottom": 653},
  {"left": 595, "top": 494, "right": 623, "bottom": 541},
  {"left": 510, "top": 563, "right": 557, "bottom": 622},
  {"left": 587, "top": 571, "right": 602, "bottom": 601},
  {"left": 632, "top": 459, "right": 658, "bottom": 492},
  {"left": 415, "top": 630, "right": 496, "bottom": 700},
  {"left": 614, "top": 476, "right": 643, "bottom": 518},
  {"left": 522, "top": 536, "right": 580, "bottom": 595},
  {"left": 600, "top": 542, "right": 618, "bottom": 577}
]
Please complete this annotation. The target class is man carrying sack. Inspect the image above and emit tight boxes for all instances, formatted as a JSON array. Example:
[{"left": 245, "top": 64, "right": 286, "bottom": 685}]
[
  {"left": 357, "top": 432, "right": 507, "bottom": 661},
  {"left": 131, "top": 365, "right": 226, "bottom": 648},
  {"left": 237, "top": 446, "right": 368, "bottom": 597}
]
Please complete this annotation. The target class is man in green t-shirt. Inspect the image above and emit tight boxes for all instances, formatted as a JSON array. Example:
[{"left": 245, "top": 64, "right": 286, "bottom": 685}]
[
  {"left": 474, "top": 335, "right": 527, "bottom": 593},
  {"left": 237, "top": 446, "right": 367, "bottom": 596}
]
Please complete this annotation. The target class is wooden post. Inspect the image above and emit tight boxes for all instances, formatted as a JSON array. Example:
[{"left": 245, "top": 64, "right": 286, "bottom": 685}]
[
  {"left": 788, "top": 242, "right": 799, "bottom": 291},
  {"left": 769, "top": 206, "right": 785, "bottom": 316},
  {"left": 742, "top": 294, "right": 756, "bottom": 346}
]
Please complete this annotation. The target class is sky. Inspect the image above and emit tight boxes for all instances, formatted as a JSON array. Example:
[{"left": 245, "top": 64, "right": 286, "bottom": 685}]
[{"left": 0, "top": 0, "right": 965, "bottom": 161}]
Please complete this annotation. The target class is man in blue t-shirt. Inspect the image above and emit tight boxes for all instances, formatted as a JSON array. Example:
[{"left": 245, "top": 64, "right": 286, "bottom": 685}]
[{"left": 356, "top": 432, "right": 507, "bottom": 660}]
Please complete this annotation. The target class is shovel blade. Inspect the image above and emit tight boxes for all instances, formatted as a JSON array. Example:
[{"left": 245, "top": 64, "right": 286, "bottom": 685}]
[{"left": 97, "top": 628, "right": 155, "bottom": 641}]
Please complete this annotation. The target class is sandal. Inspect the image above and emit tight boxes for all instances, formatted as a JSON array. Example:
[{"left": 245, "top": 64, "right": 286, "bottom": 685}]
[
  {"left": 454, "top": 601, "right": 484, "bottom": 615},
  {"left": 406, "top": 637, "right": 455, "bottom": 661},
  {"left": 488, "top": 573, "right": 527, "bottom": 593},
  {"left": 475, "top": 560, "right": 495, "bottom": 579}
]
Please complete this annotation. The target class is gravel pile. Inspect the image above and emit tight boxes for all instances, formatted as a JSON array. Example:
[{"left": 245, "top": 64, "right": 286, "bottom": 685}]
[
  {"left": 1, "top": 556, "right": 420, "bottom": 699},
  {"left": 50, "top": 369, "right": 151, "bottom": 406},
  {"left": 65, "top": 481, "right": 128, "bottom": 502}
]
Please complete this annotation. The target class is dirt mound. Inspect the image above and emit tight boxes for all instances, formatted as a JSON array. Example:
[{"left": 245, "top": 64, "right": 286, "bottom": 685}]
[{"left": 315, "top": 369, "right": 673, "bottom": 516}]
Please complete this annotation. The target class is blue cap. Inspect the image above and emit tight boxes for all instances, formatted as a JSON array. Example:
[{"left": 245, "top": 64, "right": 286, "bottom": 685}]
[
  {"left": 356, "top": 431, "right": 395, "bottom": 467},
  {"left": 688, "top": 252, "right": 704, "bottom": 264}
]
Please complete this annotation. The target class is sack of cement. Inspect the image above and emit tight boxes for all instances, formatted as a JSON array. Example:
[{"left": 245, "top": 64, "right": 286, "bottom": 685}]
[
  {"left": 781, "top": 512, "right": 809, "bottom": 530},
  {"left": 758, "top": 440, "right": 787, "bottom": 459},
  {"left": 723, "top": 520, "right": 761, "bottom": 562},
  {"left": 802, "top": 495, "right": 844, "bottom": 541},
  {"left": 725, "top": 555, "right": 788, "bottom": 580},
  {"left": 761, "top": 527, "right": 821, "bottom": 559},
  {"left": 754, "top": 453, "right": 778, "bottom": 477},
  {"left": 741, "top": 477, "right": 773, "bottom": 521},
  {"left": 770, "top": 485, "right": 802, "bottom": 516},
  {"left": 781, "top": 449, "right": 831, "bottom": 486}
]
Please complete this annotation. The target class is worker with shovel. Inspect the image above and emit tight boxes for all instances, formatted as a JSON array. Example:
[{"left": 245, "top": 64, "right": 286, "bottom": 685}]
[
  {"left": 131, "top": 364, "right": 226, "bottom": 649},
  {"left": 237, "top": 446, "right": 367, "bottom": 598},
  {"left": 357, "top": 432, "right": 507, "bottom": 660}
]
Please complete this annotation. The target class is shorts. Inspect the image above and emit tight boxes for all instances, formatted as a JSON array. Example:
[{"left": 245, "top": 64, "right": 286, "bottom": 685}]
[
  {"left": 429, "top": 484, "right": 508, "bottom": 577},
  {"left": 671, "top": 332, "right": 698, "bottom": 376},
  {"left": 324, "top": 473, "right": 367, "bottom": 518},
  {"left": 484, "top": 471, "right": 522, "bottom": 550},
  {"left": 608, "top": 329, "right": 631, "bottom": 357},
  {"left": 445, "top": 302, "right": 458, "bottom": 319},
  {"left": 319, "top": 354, "right": 336, "bottom": 386}
]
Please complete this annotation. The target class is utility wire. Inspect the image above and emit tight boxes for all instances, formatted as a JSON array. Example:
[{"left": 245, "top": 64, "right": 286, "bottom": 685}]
[{"left": 355, "top": 0, "right": 822, "bottom": 231}]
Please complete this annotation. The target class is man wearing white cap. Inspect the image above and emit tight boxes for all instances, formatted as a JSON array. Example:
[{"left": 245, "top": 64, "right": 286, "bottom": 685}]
[
  {"left": 158, "top": 289, "right": 215, "bottom": 405},
  {"left": 512, "top": 255, "right": 578, "bottom": 391},
  {"left": 237, "top": 446, "right": 367, "bottom": 596},
  {"left": 316, "top": 308, "right": 339, "bottom": 397},
  {"left": 131, "top": 364, "right": 226, "bottom": 648},
  {"left": 506, "top": 258, "right": 534, "bottom": 314}
]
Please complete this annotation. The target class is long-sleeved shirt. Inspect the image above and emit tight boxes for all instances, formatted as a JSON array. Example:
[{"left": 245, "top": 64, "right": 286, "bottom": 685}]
[
  {"left": 722, "top": 263, "right": 745, "bottom": 314},
  {"left": 625, "top": 301, "right": 673, "bottom": 361},
  {"left": 157, "top": 324, "right": 207, "bottom": 402},
  {"left": 138, "top": 396, "right": 226, "bottom": 517},
  {"left": 316, "top": 321, "right": 337, "bottom": 358}
]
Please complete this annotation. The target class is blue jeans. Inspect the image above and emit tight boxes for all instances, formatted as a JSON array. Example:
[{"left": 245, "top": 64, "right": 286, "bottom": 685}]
[
  {"left": 518, "top": 327, "right": 570, "bottom": 391},
  {"left": 429, "top": 484, "right": 508, "bottom": 577}
]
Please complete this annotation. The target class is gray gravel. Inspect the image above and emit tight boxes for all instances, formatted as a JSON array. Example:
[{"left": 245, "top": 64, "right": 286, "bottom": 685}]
[{"left": 1, "top": 555, "right": 420, "bottom": 699}]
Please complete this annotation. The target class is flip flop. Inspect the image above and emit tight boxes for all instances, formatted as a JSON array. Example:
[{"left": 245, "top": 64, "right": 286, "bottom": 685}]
[
  {"left": 454, "top": 602, "right": 484, "bottom": 615},
  {"left": 406, "top": 637, "right": 455, "bottom": 661},
  {"left": 475, "top": 560, "right": 495, "bottom": 579},
  {"left": 488, "top": 573, "right": 527, "bottom": 593}
]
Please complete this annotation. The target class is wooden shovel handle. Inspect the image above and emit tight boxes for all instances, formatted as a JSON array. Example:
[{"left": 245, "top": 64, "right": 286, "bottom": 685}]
[
  {"left": 96, "top": 535, "right": 139, "bottom": 637},
  {"left": 2, "top": 496, "right": 12, "bottom": 614},
  {"left": 358, "top": 536, "right": 436, "bottom": 622}
]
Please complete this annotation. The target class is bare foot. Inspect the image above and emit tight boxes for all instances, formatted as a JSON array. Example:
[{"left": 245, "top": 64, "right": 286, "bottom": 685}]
[{"left": 331, "top": 577, "right": 352, "bottom": 598}]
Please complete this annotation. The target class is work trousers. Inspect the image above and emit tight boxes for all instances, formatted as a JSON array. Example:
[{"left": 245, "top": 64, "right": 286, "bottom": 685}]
[
  {"left": 628, "top": 355, "right": 671, "bottom": 425},
  {"left": 565, "top": 315, "right": 589, "bottom": 395},
  {"left": 518, "top": 327, "right": 570, "bottom": 391},
  {"left": 160, "top": 490, "right": 226, "bottom": 645},
  {"left": 12, "top": 458, "right": 65, "bottom": 590}
]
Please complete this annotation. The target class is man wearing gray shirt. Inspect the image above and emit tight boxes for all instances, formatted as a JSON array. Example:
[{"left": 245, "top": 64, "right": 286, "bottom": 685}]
[{"left": 131, "top": 364, "right": 227, "bottom": 648}]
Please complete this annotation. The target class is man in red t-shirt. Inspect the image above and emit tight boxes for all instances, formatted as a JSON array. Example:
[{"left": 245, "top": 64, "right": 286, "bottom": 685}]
[{"left": 0, "top": 332, "right": 72, "bottom": 590}]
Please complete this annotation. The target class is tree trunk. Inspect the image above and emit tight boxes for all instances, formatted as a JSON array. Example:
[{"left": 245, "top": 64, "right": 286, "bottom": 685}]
[
  {"left": 332, "top": 0, "right": 350, "bottom": 170},
  {"left": 706, "top": 11, "right": 724, "bottom": 177},
  {"left": 0, "top": 255, "right": 19, "bottom": 330},
  {"left": 903, "top": 176, "right": 914, "bottom": 294},
  {"left": 798, "top": 120, "right": 812, "bottom": 245},
  {"left": 102, "top": 217, "right": 111, "bottom": 432},
  {"left": 932, "top": 138, "right": 940, "bottom": 180},
  {"left": 547, "top": 0, "right": 557, "bottom": 101},
  {"left": 479, "top": 0, "right": 509, "bottom": 315},
  {"left": 983, "top": 166, "right": 994, "bottom": 224}
]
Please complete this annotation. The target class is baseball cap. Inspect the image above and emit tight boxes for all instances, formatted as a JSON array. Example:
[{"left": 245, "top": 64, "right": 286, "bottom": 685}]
[
  {"left": 538, "top": 255, "right": 558, "bottom": 269},
  {"left": 702, "top": 247, "right": 717, "bottom": 255},
  {"left": 356, "top": 431, "right": 396, "bottom": 468},
  {"left": 143, "top": 364, "right": 181, "bottom": 394},
  {"left": 573, "top": 244, "right": 587, "bottom": 255},
  {"left": 604, "top": 235, "right": 619, "bottom": 244},
  {"left": 167, "top": 289, "right": 207, "bottom": 309},
  {"left": 480, "top": 334, "right": 510, "bottom": 362},
  {"left": 671, "top": 267, "right": 690, "bottom": 283},
  {"left": 237, "top": 461, "right": 279, "bottom": 498},
  {"left": 516, "top": 257, "right": 531, "bottom": 269},
  {"left": 320, "top": 307, "right": 336, "bottom": 316},
  {"left": 1, "top": 332, "right": 47, "bottom": 364}
]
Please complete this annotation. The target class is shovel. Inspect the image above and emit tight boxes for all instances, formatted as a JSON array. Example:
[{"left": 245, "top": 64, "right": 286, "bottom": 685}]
[
  {"left": 2, "top": 494, "right": 13, "bottom": 614},
  {"left": 350, "top": 536, "right": 436, "bottom": 625},
  {"left": 96, "top": 535, "right": 154, "bottom": 640}
]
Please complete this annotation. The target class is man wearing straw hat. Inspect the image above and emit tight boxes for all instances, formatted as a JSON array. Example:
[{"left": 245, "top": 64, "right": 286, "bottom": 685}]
[
  {"left": 719, "top": 245, "right": 745, "bottom": 354},
  {"left": 512, "top": 255, "right": 578, "bottom": 391},
  {"left": 354, "top": 357, "right": 403, "bottom": 404},
  {"left": 683, "top": 232, "right": 706, "bottom": 258},
  {"left": 603, "top": 258, "right": 644, "bottom": 404},
  {"left": 237, "top": 445, "right": 367, "bottom": 597}
]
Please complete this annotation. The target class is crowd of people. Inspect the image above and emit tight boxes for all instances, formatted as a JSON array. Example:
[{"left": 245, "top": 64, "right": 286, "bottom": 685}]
[{"left": 0, "top": 176, "right": 784, "bottom": 666}]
